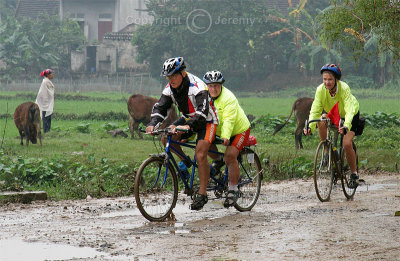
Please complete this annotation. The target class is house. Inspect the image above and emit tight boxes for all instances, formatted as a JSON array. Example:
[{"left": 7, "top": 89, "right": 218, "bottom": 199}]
[
  {"left": 15, "top": 0, "right": 60, "bottom": 19},
  {"left": 15, "top": 0, "right": 301, "bottom": 74},
  {"left": 16, "top": 0, "right": 150, "bottom": 73},
  {"left": 16, "top": 0, "right": 150, "bottom": 43}
]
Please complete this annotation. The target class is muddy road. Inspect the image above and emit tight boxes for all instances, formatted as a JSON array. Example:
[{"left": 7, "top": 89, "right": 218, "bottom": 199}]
[{"left": 1, "top": 172, "right": 399, "bottom": 261}]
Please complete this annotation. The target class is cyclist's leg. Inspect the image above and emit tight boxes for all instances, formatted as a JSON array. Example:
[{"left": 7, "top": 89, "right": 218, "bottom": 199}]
[
  {"left": 208, "top": 144, "right": 220, "bottom": 160},
  {"left": 224, "top": 145, "right": 240, "bottom": 186},
  {"left": 343, "top": 131, "right": 356, "bottom": 173},
  {"left": 190, "top": 123, "right": 216, "bottom": 210},
  {"left": 223, "top": 129, "right": 250, "bottom": 207},
  {"left": 196, "top": 140, "right": 211, "bottom": 196},
  {"left": 226, "top": 129, "right": 250, "bottom": 186},
  {"left": 317, "top": 121, "right": 328, "bottom": 141}
]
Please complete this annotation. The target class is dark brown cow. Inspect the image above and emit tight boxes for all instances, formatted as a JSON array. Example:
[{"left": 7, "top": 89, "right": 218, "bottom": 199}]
[
  {"left": 127, "top": 94, "right": 178, "bottom": 139},
  {"left": 14, "top": 102, "right": 42, "bottom": 146},
  {"left": 273, "top": 97, "right": 338, "bottom": 149}
]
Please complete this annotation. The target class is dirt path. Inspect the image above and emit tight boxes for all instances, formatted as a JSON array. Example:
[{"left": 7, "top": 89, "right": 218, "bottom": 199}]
[{"left": 1, "top": 172, "right": 399, "bottom": 261}]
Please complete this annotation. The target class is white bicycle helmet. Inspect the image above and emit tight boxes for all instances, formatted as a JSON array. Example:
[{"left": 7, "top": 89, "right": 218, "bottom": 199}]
[
  {"left": 161, "top": 57, "right": 186, "bottom": 76},
  {"left": 203, "top": 70, "right": 225, "bottom": 84}
]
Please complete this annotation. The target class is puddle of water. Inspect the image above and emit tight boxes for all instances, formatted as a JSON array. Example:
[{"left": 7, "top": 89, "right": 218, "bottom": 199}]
[
  {"left": 158, "top": 229, "right": 190, "bottom": 235},
  {"left": 357, "top": 183, "right": 397, "bottom": 192},
  {"left": 0, "top": 239, "right": 104, "bottom": 261},
  {"left": 174, "top": 222, "right": 184, "bottom": 228}
]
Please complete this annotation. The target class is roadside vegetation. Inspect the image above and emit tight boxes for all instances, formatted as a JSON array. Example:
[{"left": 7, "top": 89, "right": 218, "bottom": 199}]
[{"left": 1, "top": 89, "right": 399, "bottom": 200}]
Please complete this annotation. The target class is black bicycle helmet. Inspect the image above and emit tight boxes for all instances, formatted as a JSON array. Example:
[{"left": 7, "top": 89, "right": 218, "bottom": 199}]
[
  {"left": 320, "top": 64, "right": 342, "bottom": 80},
  {"left": 161, "top": 57, "right": 186, "bottom": 77}
]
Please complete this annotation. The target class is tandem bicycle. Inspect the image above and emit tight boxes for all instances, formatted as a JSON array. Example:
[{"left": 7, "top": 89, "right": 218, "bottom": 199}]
[{"left": 134, "top": 128, "right": 263, "bottom": 222}]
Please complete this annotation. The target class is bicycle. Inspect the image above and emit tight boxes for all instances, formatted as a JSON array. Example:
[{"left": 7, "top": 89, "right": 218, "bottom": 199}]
[
  {"left": 305, "top": 118, "right": 358, "bottom": 202},
  {"left": 134, "top": 128, "right": 263, "bottom": 222}
]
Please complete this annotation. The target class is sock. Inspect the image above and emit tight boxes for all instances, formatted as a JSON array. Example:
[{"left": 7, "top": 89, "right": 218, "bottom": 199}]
[{"left": 229, "top": 185, "right": 238, "bottom": 191}]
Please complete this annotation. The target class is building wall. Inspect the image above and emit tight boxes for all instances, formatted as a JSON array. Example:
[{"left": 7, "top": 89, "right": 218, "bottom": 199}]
[
  {"left": 118, "top": 0, "right": 152, "bottom": 29},
  {"left": 71, "top": 50, "right": 86, "bottom": 72},
  {"left": 61, "top": 0, "right": 116, "bottom": 43},
  {"left": 96, "top": 45, "right": 117, "bottom": 73}
]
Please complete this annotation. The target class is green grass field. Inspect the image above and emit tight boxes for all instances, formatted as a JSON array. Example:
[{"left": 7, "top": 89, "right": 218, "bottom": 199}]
[{"left": 1, "top": 89, "right": 399, "bottom": 199}]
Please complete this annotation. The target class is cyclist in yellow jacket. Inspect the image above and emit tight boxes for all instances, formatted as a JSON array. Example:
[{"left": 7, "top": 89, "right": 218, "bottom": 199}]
[
  {"left": 203, "top": 70, "right": 251, "bottom": 207},
  {"left": 304, "top": 64, "right": 363, "bottom": 188}
]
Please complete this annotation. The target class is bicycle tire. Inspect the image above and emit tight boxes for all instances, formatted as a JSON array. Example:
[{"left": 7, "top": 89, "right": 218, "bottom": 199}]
[
  {"left": 134, "top": 156, "right": 178, "bottom": 222},
  {"left": 234, "top": 147, "right": 263, "bottom": 212},
  {"left": 313, "top": 140, "right": 334, "bottom": 202},
  {"left": 341, "top": 142, "right": 358, "bottom": 199}
]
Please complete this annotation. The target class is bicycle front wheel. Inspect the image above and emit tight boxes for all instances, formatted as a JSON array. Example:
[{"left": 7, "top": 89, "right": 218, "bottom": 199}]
[
  {"left": 341, "top": 142, "right": 358, "bottom": 199},
  {"left": 134, "top": 156, "right": 178, "bottom": 222},
  {"left": 314, "top": 141, "right": 334, "bottom": 202},
  {"left": 234, "top": 148, "right": 263, "bottom": 212}
]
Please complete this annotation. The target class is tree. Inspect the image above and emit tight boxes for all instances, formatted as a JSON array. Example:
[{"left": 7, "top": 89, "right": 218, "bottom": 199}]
[
  {"left": 0, "top": 0, "right": 18, "bottom": 21},
  {"left": 0, "top": 14, "right": 85, "bottom": 80},
  {"left": 132, "top": 0, "right": 296, "bottom": 88},
  {"left": 0, "top": 16, "right": 30, "bottom": 81},
  {"left": 317, "top": 0, "right": 400, "bottom": 84}
]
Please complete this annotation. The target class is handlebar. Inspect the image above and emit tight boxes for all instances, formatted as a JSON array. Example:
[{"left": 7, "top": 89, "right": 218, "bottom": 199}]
[
  {"left": 304, "top": 118, "right": 347, "bottom": 135},
  {"left": 139, "top": 127, "right": 224, "bottom": 144},
  {"left": 139, "top": 127, "right": 188, "bottom": 135},
  {"left": 304, "top": 118, "right": 331, "bottom": 133}
]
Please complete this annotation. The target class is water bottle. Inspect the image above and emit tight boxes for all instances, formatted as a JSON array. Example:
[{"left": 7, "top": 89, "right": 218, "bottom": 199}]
[
  {"left": 333, "top": 148, "right": 339, "bottom": 160},
  {"left": 178, "top": 161, "right": 190, "bottom": 180}
]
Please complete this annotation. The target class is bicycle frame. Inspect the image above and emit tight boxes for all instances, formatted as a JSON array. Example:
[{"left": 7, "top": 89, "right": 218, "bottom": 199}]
[
  {"left": 154, "top": 132, "right": 254, "bottom": 194},
  {"left": 306, "top": 118, "right": 357, "bottom": 201}
]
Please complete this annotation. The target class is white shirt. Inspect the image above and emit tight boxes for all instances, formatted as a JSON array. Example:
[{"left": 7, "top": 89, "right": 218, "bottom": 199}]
[{"left": 35, "top": 77, "right": 55, "bottom": 117}]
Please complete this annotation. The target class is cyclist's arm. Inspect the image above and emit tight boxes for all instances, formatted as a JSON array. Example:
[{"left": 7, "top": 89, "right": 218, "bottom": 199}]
[
  {"left": 148, "top": 94, "right": 173, "bottom": 127},
  {"left": 171, "top": 116, "right": 186, "bottom": 127},
  {"left": 185, "top": 90, "right": 208, "bottom": 132},
  {"left": 309, "top": 85, "right": 324, "bottom": 133}
]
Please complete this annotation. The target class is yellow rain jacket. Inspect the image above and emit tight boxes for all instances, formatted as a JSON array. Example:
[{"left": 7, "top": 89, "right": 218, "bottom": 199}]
[
  {"left": 309, "top": 80, "right": 359, "bottom": 133},
  {"left": 212, "top": 86, "right": 250, "bottom": 139}
]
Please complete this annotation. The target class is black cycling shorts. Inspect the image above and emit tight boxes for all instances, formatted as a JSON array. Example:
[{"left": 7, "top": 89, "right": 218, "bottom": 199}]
[{"left": 349, "top": 111, "right": 365, "bottom": 136}]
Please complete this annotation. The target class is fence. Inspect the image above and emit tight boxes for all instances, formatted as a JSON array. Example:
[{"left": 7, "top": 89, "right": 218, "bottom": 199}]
[{"left": 0, "top": 73, "right": 165, "bottom": 96}]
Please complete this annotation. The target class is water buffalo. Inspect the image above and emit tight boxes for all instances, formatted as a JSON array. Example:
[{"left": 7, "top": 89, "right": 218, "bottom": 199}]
[
  {"left": 273, "top": 97, "right": 338, "bottom": 149},
  {"left": 127, "top": 94, "right": 178, "bottom": 139},
  {"left": 14, "top": 102, "right": 42, "bottom": 146}
]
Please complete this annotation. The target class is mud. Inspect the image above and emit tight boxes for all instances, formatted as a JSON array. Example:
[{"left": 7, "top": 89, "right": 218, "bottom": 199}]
[{"left": 0, "top": 172, "right": 399, "bottom": 261}]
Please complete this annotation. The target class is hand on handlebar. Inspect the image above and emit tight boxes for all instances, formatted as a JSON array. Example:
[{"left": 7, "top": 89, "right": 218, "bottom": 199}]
[
  {"left": 339, "top": 126, "right": 348, "bottom": 135},
  {"left": 320, "top": 113, "right": 327, "bottom": 120},
  {"left": 145, "top": 126, "right": 155, "bottom": 135},
  {"left": 222, "top": 138, "right": 230, "bottom": 146},
  {"left": 169, "top": 124, "right": 190, "bottom": 134}
]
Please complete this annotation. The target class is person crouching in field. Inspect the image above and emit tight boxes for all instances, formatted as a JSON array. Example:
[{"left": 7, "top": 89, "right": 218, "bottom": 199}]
[
  {"left": 35, "top": 69, "right": 55, "bottom": 133},
  {"left": 204, "top": 70, "right": 251, "bottom": 208}
]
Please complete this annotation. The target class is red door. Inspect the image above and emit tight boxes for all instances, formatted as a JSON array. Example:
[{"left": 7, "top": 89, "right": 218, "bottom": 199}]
[{"left": 98, "top": 21, "right": 112, "bottom": 42}]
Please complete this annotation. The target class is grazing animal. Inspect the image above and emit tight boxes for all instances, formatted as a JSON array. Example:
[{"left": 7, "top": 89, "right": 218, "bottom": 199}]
[
  {"left": 127, "top": 94, "right": 178, "bottom": 139},
  {"left": 273, "top": 97, "right": 338, "bottom": 149},
  {"left": 14, "top": 102, "right": 42, "bottom": 146}
]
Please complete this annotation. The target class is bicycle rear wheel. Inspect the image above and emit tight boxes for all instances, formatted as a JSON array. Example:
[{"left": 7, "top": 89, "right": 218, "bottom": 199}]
[
  {"left": 234, "top": 147, "right": 263, "bottom": 212},
  {"left": 134, "top": 156, "right": 178, "bottom": 222},
  {"left": 314, "top": 141, "right": 334, "bottom": 202},
  {"left": 341, "top": 142, "right": 358, "bottom": 199}
]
